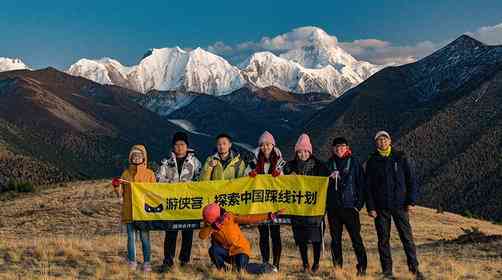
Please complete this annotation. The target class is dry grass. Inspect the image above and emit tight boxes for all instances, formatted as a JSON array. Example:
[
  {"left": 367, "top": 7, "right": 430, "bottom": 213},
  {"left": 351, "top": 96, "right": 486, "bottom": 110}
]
[{"left": 1, "top": 181, "right": 502, "bottom": 279}]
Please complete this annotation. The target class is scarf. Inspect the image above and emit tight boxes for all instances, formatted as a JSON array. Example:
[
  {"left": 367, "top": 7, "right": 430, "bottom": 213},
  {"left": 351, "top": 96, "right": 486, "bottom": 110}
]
[
  {"left": 256, "top": 150, "right": 278, "bottom": 174},
  {"left": 377, "top": 146, "right": 392, "bottom": 157}
]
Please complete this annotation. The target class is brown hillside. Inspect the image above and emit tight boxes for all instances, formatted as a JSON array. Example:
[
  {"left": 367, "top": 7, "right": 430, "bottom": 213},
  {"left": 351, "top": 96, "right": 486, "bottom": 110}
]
[{"left": 1, "top": 181, "right": 501, "bottom": 279}]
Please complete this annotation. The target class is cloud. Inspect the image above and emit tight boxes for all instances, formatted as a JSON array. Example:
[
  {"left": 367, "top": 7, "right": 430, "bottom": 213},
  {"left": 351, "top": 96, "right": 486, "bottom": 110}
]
[
  {"left": 259, "top": 26, "right": 338, "bottom": 50},
  {"left": 339, "top": 39, "right": 439, "bottom": 66},
  {"left": 208, "top": 26, "right": 340, "bottom": 64},
  {"left": 466, "top": 23, "right": 502, "bottom": 45},
  {"left": 207, "top": 23, "right": 502, "bottom": 67}
]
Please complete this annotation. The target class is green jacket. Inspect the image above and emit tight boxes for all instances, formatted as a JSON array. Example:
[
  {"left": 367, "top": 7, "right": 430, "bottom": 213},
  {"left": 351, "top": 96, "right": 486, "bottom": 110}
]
[{"left": 200, "top": 150, "right": 246, "bottom": 181}]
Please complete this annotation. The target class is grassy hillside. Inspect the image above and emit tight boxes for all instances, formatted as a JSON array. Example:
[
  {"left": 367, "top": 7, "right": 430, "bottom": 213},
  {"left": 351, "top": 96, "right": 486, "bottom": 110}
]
[
  {"left": 1, "top": 181, "right": 501, "bottom": 279},
  {"left": 0, "top": 68, "right": 212, "bottom": 188}
]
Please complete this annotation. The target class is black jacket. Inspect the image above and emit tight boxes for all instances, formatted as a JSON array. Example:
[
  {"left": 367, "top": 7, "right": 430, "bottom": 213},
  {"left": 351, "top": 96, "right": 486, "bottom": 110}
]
[
  {"left": 326, "top": 155, "right": 366, "bottom": 211},
  {"left": 284, "top": 156, "right": 329, "bottom": 243},
  {"left": 284, "top": 156, "right": 329, "bottom": 177},
  {"left": 365, "top": 149, "right": 418, "bottom": 211}
]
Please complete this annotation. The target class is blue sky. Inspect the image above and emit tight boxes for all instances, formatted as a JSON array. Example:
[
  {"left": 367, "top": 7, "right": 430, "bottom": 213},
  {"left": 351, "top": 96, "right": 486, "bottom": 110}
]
[{"left": 1, "top": 0, "right": 501, "bottom": 69}]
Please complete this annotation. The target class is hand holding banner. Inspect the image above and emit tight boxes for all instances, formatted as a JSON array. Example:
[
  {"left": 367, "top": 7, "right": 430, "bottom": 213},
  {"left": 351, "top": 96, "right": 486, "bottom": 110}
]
[{"left": 130, "top": 175, "right": 328, "bottom": 227}]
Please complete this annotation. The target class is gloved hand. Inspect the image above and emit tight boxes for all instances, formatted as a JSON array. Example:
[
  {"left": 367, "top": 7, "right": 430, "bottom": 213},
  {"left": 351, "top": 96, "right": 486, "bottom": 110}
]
[
  {"left": 211, "top": 222, "right": 222, "bottom": 231},
  {"left": 268, "top": 208, "right": 286, "bottom": 221},
  {"left": 271, "top": 169, "right": 281, "bottom": 177},
  {"left": 248, "top": 170, "right": 258, "bottom": 177},
  {"left": 111, "top": 177, "right": 123, "bottom": 187},
  {"left": 211, "top": 214, "right": 227, "bottom": 230},
  {"left": 329, "top": 170, "right": 340, "bottom": 180}
]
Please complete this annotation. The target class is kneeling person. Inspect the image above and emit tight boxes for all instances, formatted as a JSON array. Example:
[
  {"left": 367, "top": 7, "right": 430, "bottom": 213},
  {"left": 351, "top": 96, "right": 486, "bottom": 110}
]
[{"left": 199, "top": 203, "right": 283, "bottom": 272}]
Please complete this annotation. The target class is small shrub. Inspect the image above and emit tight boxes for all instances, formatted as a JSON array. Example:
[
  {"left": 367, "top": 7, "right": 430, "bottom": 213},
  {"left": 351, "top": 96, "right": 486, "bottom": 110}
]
[
  {"left": 1, "top": 180, "right": 35, "bottom": 193},
  {"left": 15, "top": 181, "right": 34, "bottom": 193}
]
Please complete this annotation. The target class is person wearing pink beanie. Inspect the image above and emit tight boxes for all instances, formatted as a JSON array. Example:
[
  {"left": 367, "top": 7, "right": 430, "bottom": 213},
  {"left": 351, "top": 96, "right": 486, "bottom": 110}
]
[
  {"left": 259, "top": 131, "right": 276, "bottom": 146},
  {"left": 284, "top": 133, "right": 329, "bottom": 274},
  {"left": 294, "top": 133, "right": 313, "bottom": 154},
  {"left": 245, "top": 131, "right": 286, "bottom": 271}
]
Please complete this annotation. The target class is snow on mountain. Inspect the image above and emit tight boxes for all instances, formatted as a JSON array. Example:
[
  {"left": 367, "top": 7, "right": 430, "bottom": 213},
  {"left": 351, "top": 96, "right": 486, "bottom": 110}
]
[
  {"left": 183, "top": 48, "right": 245, "bottom": 95},
  {"left": 67, "top": 58, "right": 132, "bottom": 85},
  {"left": 167, "top": 119, "right": 210, "bottom": 136},
  {"left": 67, "top": 27, "right": 381, "bottom": 96},
  {"left": 241, "top": 51, "right": 360, "bottom": 97},
  {"left": 68, "top": 47, "right": 245, "bottom": 96},
  {"left": 0, "top": 57, "right": 30, "bottom": 72},
  {"left": 241, "top": 27, "right": 382, "bottom": 96},
  {"left": 136, "top": 90, "right": 201, "bottom": 116}
]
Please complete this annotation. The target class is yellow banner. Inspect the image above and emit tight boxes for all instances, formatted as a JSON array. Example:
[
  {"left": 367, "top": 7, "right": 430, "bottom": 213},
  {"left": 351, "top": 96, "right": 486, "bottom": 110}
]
[{"left": 131, "top": 175, "right": 329, "bottom": 221}]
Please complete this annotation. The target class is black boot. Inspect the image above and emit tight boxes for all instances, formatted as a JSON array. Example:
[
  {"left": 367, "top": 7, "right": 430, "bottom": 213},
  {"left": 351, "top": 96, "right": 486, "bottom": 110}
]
[
  {"left": 412, "top": 269, "right": 425, "bottom": 280},
  {"left": 160, "top": 260, "right": 173, "bottom": 273},
  {"left": 311, "top": 263, "right": 320, "bottom": 274},
  {"left": 356, "top": 263, "right": 366, "bottom": 276},
  {"left": 382, "top": 271, "right": 395, "bottom": 280}
]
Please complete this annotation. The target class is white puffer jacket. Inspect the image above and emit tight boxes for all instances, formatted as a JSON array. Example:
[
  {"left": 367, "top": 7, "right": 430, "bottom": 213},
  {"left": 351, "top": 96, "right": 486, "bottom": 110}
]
[{"left": 156, "top": 151, "right": 202, "bottom": 183}]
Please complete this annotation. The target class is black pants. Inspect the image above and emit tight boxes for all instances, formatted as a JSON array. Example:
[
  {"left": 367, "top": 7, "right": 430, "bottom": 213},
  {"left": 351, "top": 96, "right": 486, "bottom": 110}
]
[
  {"left": 209, "top": 244, "right": 249, "bottom": 272},
  {"left": 374, "top": 208, "right": 419, "bottom": 274},
  {"left": 164, "top": 229, "right": 193, "bottom": 265},
  {"left": 258, "top": 224, "right": 282, "bottom": 267},
  {"left": 327, "top": 208, "right": 367, "bottom": 271},
  {"left": 297, "top": 242, "right": 321, "bottom": 269}
]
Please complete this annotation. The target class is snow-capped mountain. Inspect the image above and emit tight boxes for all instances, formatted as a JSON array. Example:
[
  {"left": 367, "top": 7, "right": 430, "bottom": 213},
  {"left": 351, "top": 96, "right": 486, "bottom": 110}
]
[
  {"left": 240, "top": 27, "right": 381, "bottom": 96},
  {"left": 0, "top": 57, "right": 30, "bottom": 72},
  {"left": 67, "top": 27, "right": 381, "bottom": 96},
  {"left": 277, "top": 27, "right": 378, "bottom": 80},
  {"left": 68, "top": 47, "right": 245, "bottom": 96},
  {"left": 241, "top": 51, "right": 359, "bottom": 97},
  {"left": 67, "top": 58, "right": 132, "bottom": 86}
]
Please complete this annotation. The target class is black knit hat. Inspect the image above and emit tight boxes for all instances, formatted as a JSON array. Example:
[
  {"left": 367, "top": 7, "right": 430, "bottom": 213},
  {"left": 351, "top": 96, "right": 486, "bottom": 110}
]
[
  {"left": 216, "top": 133, "right": 232, "bottom": 142},
  {"left": 172, "top": 132, "right": 189, "bottom": 146},
  {"left": 332, "top": 137, "right": 349, "bottom": 146}
]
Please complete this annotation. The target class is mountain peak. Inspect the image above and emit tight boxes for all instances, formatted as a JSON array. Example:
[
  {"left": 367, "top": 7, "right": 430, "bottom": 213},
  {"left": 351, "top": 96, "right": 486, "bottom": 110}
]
[
  {"left": 190, "top": 47, "right": 214, "bottom": 57},
  {"left": 276, "top": 26, "right": 338, "bottom": 49},
  {"left": 66, "top": 26, "right": 379, "bottom": 96},
  {"left": 420, "top": 34, "right": 487, "bottom": 64},
  {"left": 449, "top": 34, "right": 485, "bottom": 49},
  {"left": 0, "top": 57, "right": 30, "bottom": 72}
]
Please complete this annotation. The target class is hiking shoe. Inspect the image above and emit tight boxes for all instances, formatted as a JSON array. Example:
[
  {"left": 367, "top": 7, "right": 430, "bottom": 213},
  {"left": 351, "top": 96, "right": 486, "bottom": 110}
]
[
  {"left": 160, "top": 263, "right": 172, "bottom": 273},
  {"left": 302, "top": 265, "right": 311, "bottom": 273},
  {"left": 413, "top": 270, "right": 425, "bottom": 280},
  {"left": 311, "top": 264, "right": 320, "bottom": 273},
  {"left": 127, "top": 261, "right": 137, "bottom": 270},
  {"left": 357, "top": 268, "right": 367, "bottom": 277},
  {"left": 382, "top": 271, "right": 395, "bottom": 280},
  {"left": 142, "top": 262, "right": 152, "bottom": 272}
]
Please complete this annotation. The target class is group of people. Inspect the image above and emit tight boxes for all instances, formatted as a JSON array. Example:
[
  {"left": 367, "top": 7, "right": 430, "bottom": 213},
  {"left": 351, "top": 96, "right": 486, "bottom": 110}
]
[{"left": 112, "top": 130, "right": 425, "bottom": 279}]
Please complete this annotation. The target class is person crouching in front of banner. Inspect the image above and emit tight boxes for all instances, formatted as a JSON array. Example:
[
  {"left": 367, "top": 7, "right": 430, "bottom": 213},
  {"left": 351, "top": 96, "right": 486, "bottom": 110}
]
[
  {"left": 200, "top": 133, "right": 246, "bottom": 181},
  {"left": 245, "top": 131, "right": 285, "bottom": 271},
  {"left": 199, "top": 203, "right": 284, "bottom": 272},
  {"left": 283, "top": 133, "right": 329, "bottom": 274},
  {"left": 326, "top": 137, "right": 368, "bottom": 276},
  {"left": 156, "top": 132, "right": 202, "bottom": 272},
  {"left": 112, "top": 145, "right": 156, "bottom": 272}
]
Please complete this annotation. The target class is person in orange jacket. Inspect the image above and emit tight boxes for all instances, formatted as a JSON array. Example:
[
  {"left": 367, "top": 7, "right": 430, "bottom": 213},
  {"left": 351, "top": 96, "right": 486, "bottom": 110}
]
[
  {"left": 199, "top": 203, "right": 284, "bottom": 272},
  {"left": 112, "top": 144, "right": 156, "bottom": 272}
]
